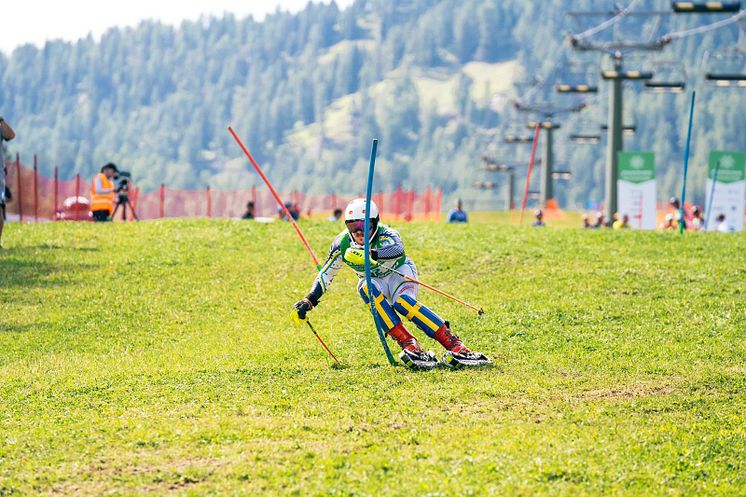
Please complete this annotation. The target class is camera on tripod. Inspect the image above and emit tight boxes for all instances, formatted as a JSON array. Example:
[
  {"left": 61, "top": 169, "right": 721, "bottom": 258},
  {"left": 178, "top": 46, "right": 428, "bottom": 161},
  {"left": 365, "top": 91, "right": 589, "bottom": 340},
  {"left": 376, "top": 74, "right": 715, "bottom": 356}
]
[{"left": 113, "top": 171, "right": 132, "bottom": 193}]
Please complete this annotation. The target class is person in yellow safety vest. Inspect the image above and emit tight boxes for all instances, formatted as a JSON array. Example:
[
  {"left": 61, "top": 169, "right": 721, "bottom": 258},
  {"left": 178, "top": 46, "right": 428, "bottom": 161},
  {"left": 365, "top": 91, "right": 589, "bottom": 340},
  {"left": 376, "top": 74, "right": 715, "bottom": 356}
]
[{"left": 90, "top": 163, "right": 118, "bottom": 222}]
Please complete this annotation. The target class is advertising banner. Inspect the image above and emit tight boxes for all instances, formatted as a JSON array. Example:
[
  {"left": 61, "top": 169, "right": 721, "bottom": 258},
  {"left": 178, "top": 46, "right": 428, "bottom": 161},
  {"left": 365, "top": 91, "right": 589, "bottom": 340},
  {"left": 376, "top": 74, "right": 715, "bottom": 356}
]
[
  {"left": 706, "top": 151, "right": 745, "bottom": 232},
  {"left": 618, "top": 152, "right": 656, "bottom": 230}
]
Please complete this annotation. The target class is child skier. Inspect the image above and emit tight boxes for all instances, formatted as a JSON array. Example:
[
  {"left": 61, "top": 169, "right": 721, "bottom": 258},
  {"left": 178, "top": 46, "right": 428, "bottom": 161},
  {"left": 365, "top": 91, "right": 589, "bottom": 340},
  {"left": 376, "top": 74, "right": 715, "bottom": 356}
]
[{"left": 291, "top": 198, "right": 489, "bottom": 369}]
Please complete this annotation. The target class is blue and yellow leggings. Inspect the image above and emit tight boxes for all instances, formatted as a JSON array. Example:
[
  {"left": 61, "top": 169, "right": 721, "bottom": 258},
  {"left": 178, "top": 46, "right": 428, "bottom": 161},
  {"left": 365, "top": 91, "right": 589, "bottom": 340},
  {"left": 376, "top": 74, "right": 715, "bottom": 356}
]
[{"left": 358, "top": 281, "right": 444, "bottom": 338}]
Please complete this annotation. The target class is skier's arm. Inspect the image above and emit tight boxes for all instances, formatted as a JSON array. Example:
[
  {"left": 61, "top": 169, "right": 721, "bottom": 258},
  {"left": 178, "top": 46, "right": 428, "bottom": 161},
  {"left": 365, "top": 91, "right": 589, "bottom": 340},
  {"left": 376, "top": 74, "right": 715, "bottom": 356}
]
[
  {"left": 291, "top": 239, "right": 343, "bottom": 323},
  {"left": 306, "top": 244, "right": 343, "bottom": 306},
  {"left": 375, "top": 229, "right": 405, "bottom": 261}
]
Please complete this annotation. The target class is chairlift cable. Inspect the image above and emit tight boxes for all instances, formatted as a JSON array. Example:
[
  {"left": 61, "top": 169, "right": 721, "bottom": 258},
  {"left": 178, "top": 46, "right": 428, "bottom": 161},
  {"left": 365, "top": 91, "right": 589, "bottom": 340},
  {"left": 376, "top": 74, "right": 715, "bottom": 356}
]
[{"left": 663, "top": 9, "right": 746, "bottom": 42}]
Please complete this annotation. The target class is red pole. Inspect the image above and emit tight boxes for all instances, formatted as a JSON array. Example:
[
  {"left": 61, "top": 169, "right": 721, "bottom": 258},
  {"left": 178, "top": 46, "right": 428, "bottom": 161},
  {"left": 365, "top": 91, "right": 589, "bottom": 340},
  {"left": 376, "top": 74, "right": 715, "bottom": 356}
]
[
  {"left": 16, "top": 154, "right": 23, "bottom": 222},
  {"left": 520, "top": 125, "right": 542, "bottom": 225},
  {"left": 206, "top": 185, "right": 212, "bottom": 218},
  {"left": 424, "top": 186, "right": 431, "bottom": 220},
  {"left": 407, "top": 188, "right": 414, "bottom": 221},
  {"left": 228, "top": 126, "right": 321, "bottom": 269},
  {"left": 159, "top": 183, "right": 165, "bottom": 219},
  {"left": 436, "top": 187, "right": 443, "bottom": 221},
  {"left": 54, "top": 166, "right": 59, "bottom": 221},
  {"left": 75, "top": 174, "right": 80, "bottom": 202},
  {"left": 33, "top": 155, "right": 39, "bottom": 222}
]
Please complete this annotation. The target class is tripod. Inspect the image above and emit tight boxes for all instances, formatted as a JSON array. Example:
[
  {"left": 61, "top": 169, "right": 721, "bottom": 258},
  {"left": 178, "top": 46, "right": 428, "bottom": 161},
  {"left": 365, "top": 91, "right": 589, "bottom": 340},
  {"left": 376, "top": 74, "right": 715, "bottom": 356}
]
[{"left": 112, "top": 190, "right": 139, "bottom": 221}]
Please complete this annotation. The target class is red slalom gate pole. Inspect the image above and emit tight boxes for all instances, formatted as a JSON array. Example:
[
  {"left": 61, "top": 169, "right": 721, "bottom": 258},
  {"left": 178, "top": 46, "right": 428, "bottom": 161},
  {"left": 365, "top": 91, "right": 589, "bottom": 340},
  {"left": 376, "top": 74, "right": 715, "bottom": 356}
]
[
  {"left": 519, "top": 125, "right": 541, "bottom": 225},
  {"left": 228, "top": 126, "right": 321, "bottom": 269}
]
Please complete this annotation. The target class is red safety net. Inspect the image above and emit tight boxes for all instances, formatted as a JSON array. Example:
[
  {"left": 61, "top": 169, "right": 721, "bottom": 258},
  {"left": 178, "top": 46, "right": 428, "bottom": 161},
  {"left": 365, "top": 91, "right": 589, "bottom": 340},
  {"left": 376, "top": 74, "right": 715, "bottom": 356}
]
[{"left": 4, "top": 157, "right": 444, "bottom": 222}]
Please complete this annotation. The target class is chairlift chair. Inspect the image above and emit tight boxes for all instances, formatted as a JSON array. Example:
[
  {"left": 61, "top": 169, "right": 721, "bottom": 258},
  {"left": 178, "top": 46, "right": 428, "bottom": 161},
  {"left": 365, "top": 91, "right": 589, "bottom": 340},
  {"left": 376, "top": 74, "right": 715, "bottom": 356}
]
[
  {"left": 643, "top": 60, "right": 687, "bottom": 93},
  {"left": 704, "top": 48, "right": 746, "bottom": 87}
]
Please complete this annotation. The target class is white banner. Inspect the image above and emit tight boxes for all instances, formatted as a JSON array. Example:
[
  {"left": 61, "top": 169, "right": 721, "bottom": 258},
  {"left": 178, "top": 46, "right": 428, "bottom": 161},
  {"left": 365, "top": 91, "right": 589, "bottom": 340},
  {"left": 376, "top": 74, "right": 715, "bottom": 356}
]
[
  {"left": 618, "top": 152, "right": 656, "bottom": 230},
  {"left": 706, "top": 151, "right": 745, "bottom": 232}
]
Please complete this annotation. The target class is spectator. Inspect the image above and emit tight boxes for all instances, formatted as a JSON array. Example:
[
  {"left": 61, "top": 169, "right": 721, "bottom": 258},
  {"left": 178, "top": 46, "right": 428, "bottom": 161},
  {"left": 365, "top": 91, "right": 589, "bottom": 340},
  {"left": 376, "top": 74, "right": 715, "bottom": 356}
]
[
  {"left": 690, "top": 206, "right": 704, "bottom": 231},
  {"left": 581, "top": 214, "right": 592, "bottom": 229},
  {"left": 612, "top": 213, "right": 630, "bottom": 230},
  {"left": 90, "top": 163, "right": 118, "bottom": 222},
  {"left": 716, "top": 213, "right": 733, "bottom": 233},
  {"left": 660, "top": 213, "right": 676, "bottom": 231},
  {"left": 593, "top": 212, "right": 606, "bottom": 229},
  {"left": 0, "top": 117, "right": 16, "bottom": 247},
  {"left": 277, "top": 201, "right": 300, "bottom": 221},
  {"left": 669, "top": 196, "right": 685, "bottom": 230},
  {"left": 242, "top": 201, "right": 255, "bottom": 220},
  {"left": 532, "top": 209, "right": 546, "bottom": 227},
  {"left": 328, "top": 208, "right": 343, "bottom": 222},
  {"left": 447, "top": 199, "right": 468, "bottom": 223}
]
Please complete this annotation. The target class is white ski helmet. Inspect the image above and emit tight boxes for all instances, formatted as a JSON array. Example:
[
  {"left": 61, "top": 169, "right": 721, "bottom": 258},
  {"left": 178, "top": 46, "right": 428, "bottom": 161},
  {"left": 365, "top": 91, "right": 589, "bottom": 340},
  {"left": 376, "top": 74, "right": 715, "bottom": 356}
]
[{"left": 344, "top": 198, "right": 379, "bottom": 236}]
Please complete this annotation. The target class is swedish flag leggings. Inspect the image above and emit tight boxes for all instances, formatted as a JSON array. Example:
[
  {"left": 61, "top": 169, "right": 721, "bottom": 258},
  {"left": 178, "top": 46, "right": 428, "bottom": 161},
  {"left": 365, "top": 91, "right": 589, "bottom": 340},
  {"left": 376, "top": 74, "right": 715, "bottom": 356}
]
[{"left": 357, "top": 258, "right": 444, "bottom": 337}]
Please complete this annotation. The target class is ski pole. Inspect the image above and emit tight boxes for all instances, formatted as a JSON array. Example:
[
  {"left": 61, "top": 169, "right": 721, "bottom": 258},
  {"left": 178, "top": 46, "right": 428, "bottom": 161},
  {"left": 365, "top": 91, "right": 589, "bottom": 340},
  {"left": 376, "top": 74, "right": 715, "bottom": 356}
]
[
  {"left": 364, "top": 139, "right": 397, "bottom": 366},
  {"left": 228, "top": 126, "right": 321, "bottom": 269},
  {"left": 382, "top": 264, "right": 484, "bottom": 315},
  {"left": 230, "top": 126, "right": 341, "bottom": 361},
  {"left": 306, "top": 320, "right": 339, "bottom": 364}
]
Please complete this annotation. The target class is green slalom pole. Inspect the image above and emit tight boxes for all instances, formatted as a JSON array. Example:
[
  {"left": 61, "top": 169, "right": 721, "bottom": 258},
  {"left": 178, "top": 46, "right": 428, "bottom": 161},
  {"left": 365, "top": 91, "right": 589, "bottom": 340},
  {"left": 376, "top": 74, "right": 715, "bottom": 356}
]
[{"left": 364, "top": 139, "right": 396, "bottom": 366}]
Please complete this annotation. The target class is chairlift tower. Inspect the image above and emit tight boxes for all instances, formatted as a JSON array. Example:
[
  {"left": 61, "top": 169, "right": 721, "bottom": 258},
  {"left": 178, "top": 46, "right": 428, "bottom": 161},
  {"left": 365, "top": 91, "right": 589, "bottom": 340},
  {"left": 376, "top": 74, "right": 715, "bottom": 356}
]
[
  {"left": 568, "top": 2, "right": 744, "bottom": 217},
  {"left": 482, "top": 156, "right": 519, "bottom": 210},
  {"left": 568, "top": 4, "right": 664, "bottom": 218},
  {"left": 512, "top": 101, "right": 586, "bottom": 207}
]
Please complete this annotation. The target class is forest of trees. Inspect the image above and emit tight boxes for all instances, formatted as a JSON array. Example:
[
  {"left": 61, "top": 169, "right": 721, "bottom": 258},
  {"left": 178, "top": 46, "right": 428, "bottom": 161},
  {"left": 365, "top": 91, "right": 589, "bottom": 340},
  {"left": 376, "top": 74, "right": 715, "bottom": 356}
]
[{"left": 0, "top": 0, "right": 743, "bottom": 210}]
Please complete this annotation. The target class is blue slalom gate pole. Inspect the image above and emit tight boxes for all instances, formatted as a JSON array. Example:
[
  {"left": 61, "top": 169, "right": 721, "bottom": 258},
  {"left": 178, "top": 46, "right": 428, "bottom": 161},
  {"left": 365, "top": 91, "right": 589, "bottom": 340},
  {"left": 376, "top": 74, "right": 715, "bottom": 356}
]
[
  {"left": 705, "top": 161, "right": 720, "bottom": 231},
  {"left": 364, "top": 139, "right": 396, "bottom": 366},
  {"left": 679, "top": 91, "right": 696, "bottom": 235}
]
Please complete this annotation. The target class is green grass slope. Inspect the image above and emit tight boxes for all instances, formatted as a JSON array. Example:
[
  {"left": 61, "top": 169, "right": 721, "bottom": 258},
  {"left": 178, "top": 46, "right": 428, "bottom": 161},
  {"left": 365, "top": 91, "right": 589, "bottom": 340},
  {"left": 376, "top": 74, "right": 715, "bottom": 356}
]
[{"left": 1, "top": 220, "right": 744, "bottom": 496}]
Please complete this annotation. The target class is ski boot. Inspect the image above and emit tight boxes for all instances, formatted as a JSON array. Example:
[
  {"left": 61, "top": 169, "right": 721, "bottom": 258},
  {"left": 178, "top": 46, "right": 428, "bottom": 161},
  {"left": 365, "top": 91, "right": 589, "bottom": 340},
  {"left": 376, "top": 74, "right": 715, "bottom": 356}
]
[
  {"left": 387, "top": 323, "right": 439, "bottom": 370},
  {"left": 434, "top": 321, "right": 490, "bottom": 368}
]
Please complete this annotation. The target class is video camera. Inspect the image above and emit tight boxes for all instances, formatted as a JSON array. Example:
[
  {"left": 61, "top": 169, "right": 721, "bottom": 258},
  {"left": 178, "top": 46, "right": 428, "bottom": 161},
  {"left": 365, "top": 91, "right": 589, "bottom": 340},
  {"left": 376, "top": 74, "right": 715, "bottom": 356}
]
[{"left": 113, "top": 171, "right": 132, "bottom": 192}]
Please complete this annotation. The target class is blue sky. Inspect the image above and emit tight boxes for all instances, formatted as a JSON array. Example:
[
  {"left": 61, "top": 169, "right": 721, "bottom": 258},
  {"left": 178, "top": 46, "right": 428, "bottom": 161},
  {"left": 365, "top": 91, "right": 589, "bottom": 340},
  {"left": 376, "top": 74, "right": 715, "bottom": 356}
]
[{"left": 1, "top": 0, "right": 354, "bottom": 54}]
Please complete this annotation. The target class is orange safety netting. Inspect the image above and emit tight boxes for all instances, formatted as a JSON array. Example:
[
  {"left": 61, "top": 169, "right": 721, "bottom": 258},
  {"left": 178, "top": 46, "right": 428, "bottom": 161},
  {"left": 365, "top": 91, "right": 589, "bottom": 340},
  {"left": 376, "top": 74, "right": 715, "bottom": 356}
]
[{"left": 4, "top": 159, "right": 443, "bottom": 222}]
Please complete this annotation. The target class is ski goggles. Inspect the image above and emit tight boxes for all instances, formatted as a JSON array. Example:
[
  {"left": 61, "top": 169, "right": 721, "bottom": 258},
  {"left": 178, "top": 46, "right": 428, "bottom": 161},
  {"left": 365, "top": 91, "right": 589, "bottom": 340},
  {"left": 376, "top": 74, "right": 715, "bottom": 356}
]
[{"left": 345, "top": 220, "right": 367, "bottom": 233}]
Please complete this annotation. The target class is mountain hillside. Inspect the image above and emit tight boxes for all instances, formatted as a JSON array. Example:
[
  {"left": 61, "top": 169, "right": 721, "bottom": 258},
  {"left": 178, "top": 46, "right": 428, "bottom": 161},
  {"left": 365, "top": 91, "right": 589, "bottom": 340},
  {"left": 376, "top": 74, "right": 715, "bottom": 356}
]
[{"left": 1, "top": 0, "right": 744, "bottom": 209}]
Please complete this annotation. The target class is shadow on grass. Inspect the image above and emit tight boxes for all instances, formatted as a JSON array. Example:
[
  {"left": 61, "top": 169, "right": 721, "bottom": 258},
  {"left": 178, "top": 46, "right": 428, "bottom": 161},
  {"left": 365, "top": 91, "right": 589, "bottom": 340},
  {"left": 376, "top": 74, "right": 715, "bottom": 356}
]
[
  {"left": 0, "top": 258, "right": 95, "bottom": 289},
  {"left": 0, "top": 322, "right": 40, "bottom": 333}
]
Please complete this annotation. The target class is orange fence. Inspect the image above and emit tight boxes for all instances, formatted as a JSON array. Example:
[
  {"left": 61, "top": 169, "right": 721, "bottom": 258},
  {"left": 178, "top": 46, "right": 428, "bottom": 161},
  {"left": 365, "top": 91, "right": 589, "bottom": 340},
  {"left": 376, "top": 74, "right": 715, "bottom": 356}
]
[{"left": 4, "top": 156, "right": 443, "bottom": 222}]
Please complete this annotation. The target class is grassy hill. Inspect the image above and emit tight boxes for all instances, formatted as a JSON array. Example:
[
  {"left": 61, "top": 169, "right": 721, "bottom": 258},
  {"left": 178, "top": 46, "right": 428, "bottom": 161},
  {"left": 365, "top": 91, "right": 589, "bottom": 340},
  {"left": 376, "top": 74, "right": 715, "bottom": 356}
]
[{"left": 1, "top": 219, "right": 744, "bottom": 495}]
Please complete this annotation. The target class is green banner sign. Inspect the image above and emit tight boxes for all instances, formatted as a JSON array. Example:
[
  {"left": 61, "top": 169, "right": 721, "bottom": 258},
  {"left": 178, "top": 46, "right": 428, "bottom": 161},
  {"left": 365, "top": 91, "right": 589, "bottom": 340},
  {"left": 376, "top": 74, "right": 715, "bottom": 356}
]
[
  {"left": 618, "top": 152, "right": 655, "bottom": 184},
  {"left": 709, "top": 151, "right": 745, "bottom": 184}
]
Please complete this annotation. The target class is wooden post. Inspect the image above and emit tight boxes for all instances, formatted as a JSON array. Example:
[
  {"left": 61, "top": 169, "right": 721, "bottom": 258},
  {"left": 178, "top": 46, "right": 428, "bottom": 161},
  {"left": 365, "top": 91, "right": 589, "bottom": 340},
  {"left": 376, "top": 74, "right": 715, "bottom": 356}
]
[
  {"left": 33, "top": 155, "right": 39, "bottom": 222},
  {"left": 206, "top": 185, "right": 212, "bottom": 218},
  {"left": 159, "top": 183, "right": 165, "bottom": 219},
  {"left": 251, "top": 185, "right": 257, "bottom": 216}
]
